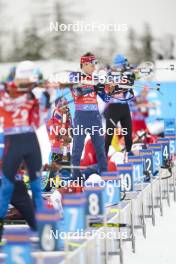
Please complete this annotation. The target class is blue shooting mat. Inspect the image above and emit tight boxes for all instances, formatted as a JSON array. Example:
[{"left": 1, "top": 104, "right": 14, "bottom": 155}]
[
  {"left": 156, "top": 82, "right": 176, "bottom": 119},
  {"left": 134, "top": 81, "right": 176, "bottom": 123}
]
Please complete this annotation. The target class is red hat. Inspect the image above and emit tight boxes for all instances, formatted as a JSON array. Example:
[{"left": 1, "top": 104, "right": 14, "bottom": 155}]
[{"left": 80, "top": 54, "right": 97, "bottom": 65}]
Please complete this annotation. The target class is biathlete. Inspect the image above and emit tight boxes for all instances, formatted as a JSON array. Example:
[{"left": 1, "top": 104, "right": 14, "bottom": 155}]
[
  {"left": 57, "top": 52, "right": 116, "bottom": 181},
  {"left": 0, "top": 61, "right": 44, "bottom": 241},
  {"left": 46, "top": 97, "right": 72, "bottom": 163},
  {"left": 105, "top": 54, "right": 137, "bottom": 155}
]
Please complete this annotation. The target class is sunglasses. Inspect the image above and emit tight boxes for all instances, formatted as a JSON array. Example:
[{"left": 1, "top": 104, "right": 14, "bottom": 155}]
[
  {"left": 84, "top": 61, "right": 98, "bottom": 66},
  {"left": 91, "top": 60, "right": 98, "bottom": 65}
]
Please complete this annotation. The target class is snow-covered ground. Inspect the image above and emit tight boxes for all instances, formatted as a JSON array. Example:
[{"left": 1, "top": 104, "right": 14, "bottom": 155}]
[{"left": 110, "top": 198, "right": 176, "bottom": 264}]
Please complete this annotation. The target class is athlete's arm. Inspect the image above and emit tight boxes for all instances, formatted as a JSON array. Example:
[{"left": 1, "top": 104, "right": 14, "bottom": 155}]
[{"left": 0, "top": 92, "right": 28, "bottom": 112}]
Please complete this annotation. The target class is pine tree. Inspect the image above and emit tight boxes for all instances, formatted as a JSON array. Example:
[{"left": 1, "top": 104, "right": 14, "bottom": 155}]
[
  {"left": 95, "top": 32, "right": 118, "bottom": 64},
  {"left": 140, "top": 23, "right": 154, "bottom": 61},
  {"left": 0, "top": 0, "right": 6, "bottom": 62},
  {"left": 47, "top": 1, "right": 78, "bottom": 60},
  {"left": 8, "top": 31, "right": 23, "bottom": 62},
  {"left": 160, "top": 34, "right": 175, "bottom": 59},
  {"left": 20, "top": 24, "right": 44, "bottom": 60},
  {"left": 127, "top": 27, "right": 141, "bottom": 64}
]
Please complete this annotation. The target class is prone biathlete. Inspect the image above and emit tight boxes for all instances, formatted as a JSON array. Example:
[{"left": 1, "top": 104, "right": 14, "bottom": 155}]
[
  {"left": 46, "top": 97, "right": 72, "bottom": 163},
  {"left": 44, "top": 98, "right": 72, "bottom": 190},
  {"left": 0, "top": 61, "right": 44, "bottom": 240}
]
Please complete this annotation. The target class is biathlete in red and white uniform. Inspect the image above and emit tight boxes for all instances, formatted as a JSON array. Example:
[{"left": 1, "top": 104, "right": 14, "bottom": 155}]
[
  {"left": 0, "top": 61, "right": 44, "bottom": 240},
  {"left": 46, "top": 98, "right": 72, "bottom": 163}
]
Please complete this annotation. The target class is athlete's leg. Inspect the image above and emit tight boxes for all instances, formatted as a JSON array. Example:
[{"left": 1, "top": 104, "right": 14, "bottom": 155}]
[
  {"left": 120, "top": 104, "right": 133, "bottom": 152},
  {"left": 0, "top": 135, "right": 22, "bottom": 219},
  {"left": 23, "top": 133, "right": 43, "bottom": 210},
  {"left": 11, "top": 181, "right": 36, "bottom": 231},
  {"left": 71, "top": 112, "right": 86, "bottom": 181},
  {"left": 105, "top": 118, "right": 115, "bottom": 155},
  {"left": 0, "top": 134, "right": 22, "bottom": 241},
  {"left": 105, "top": 104, "right": 120, "bottom": 155},
  {"left": 90, "top": 112, "right": 107, "bottom": 173}
]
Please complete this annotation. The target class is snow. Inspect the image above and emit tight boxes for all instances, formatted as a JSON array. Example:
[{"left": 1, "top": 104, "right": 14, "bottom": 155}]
[
  {"left": 36, "top": 124, "right": 51, "bottom": 164},
  {"left": 110, "top": 198, "right": 176, "bottom": 264},
  {"left": 154, "top": 60, "right": 176, "bottom": 82}
]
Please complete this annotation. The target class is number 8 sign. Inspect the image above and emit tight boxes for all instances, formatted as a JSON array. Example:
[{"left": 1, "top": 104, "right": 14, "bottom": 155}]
[{"left": 85, "top": 184, "right": 106, "bottom": 217}]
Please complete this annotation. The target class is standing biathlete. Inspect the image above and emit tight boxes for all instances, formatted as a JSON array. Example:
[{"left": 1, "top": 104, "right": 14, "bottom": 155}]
[
  {"left": 105, "top": 54, "right": 136, "bottom": 155},
  {"left": 65, "top": 53, "right": 109, "bottom": 180},
  {"left": 0, "top": 61, "right": 44, "bottom": 240}
]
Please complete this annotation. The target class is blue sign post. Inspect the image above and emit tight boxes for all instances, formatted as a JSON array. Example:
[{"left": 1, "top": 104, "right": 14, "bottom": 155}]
[
  {"left": 164, "top": 134, "right": 176, "bottom": 155},
  {"left": 164, "top": 119, "right": 176, "bottom": 155},
  {"left": 36, "top": 209, "right": 60, "bottom": 251},
  {"left": 139, "top": 150, "right": 154, "bottom": 180},
  {"left": 84, "top": 184, "right": 106, "bottom": 217},
  {"left": 128, "top": 156, "right": 144, "bottom": 184},
  {"left": 62, "top": 192, "right": 86, "bottom": 232},
  {"left": 117, "top": 163, "right": 133, "bottom": 192},
  {"left": 164, "top": 118, "right": 176, "bottom": 135},
  {"left": 101, "top": 171, "right": 120, "bottom": 207},
  {"left": 148, "top": 144, "right": 162, "bottom": 175},
  {"left": 4, "top": 229, "right": 33, "bottom": 264},
  {"left": 157, "top": 138, "right": 171, "bottom": 166}
]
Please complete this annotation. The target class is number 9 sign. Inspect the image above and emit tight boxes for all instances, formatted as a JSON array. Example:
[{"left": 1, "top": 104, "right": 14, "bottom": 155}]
[{"left": 101, "top": 171, "right": 120, "bottom": 206}]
